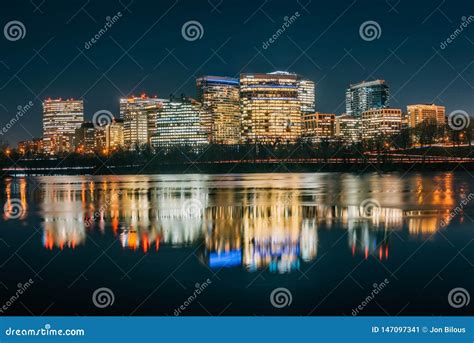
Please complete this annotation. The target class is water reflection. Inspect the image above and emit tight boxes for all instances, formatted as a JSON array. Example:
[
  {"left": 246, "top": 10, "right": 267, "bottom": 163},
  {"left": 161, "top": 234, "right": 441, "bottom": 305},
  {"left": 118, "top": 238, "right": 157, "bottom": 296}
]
[{"left": 1, "top": 173, "right": 468, "bottom": 273}]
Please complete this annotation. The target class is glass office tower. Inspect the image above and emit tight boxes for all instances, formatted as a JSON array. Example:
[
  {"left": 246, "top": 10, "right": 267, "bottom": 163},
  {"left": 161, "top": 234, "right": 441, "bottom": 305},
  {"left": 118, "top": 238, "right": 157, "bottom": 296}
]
[{"left": 345, "top": 80, "right": 390, "bottom": 117}]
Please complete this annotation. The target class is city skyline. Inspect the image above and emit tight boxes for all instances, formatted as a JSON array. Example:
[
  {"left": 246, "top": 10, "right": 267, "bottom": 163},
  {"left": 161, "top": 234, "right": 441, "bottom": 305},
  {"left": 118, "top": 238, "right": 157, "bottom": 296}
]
[
  {"left": 11, "top": 70, "right": 463, "bottom": 155},
  {"left": 0, "top": 0, "right": 473, "bottom": 146}
]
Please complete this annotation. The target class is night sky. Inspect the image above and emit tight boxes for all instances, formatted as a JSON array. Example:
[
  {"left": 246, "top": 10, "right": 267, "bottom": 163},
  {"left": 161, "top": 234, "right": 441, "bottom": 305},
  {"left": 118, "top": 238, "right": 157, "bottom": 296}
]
[{"left": 0, "top": 0, "right": 472, "bottom": 145}]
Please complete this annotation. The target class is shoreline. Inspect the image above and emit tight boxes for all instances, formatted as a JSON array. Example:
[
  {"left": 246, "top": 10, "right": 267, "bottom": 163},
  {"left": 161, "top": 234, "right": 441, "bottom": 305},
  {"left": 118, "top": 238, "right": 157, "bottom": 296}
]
[{"left": 3, "top": 161, "right": 474, "bottom": 176}]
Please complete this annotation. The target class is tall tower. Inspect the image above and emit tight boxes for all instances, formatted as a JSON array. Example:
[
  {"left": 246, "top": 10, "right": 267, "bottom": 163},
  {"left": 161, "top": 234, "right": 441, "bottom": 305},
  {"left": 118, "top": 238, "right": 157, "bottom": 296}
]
[
  {"left": 240, "top": 71, "right": 302, "bottom": 144},
  {"left": 345, "top": 80, "right": 389, "bottom": 117},
  {"left": 42, "top": 98, "right": 84, "bottom": 154},
  {"left": 196, "top": 76, "right": 240, "bottom": 145}
]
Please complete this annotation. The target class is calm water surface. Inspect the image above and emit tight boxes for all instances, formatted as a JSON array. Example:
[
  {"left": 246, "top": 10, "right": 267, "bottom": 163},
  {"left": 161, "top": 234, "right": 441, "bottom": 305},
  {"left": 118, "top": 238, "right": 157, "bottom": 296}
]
[{"left": 1, "top": 172, "right": 473, "bottom": 315}]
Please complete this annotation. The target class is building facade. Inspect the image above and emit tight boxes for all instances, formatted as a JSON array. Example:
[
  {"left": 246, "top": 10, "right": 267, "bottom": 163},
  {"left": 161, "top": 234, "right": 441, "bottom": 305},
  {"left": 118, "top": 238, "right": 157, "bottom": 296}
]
[
  {"left": 120, "top": 95, "right": 165, "bottom": 149},
  {"left": 105, "top": 119, "right": 124, "bottom": 153},
  {"left": 298, "top": 78, "right": 316, "bottom": 114},
  {"left": 240, "top": 72, "right": 302, "bottom": 144},
  {"left": 407, "top": 104, "right": 446, "bottom": 127},
  {"left": 151, "top": 99, "right": 209, "bottom": 149},
  {"left": 346, "top": 80, "right": 390, "bottom": 117},
  {"left": 196, "top": 76, "right": 240, "bottom": 145},
  {"left": 18, "top": 138, "right": 44, "bottom": 155},
  {"left": 335, "top": 114, "right": 361, "bottom": 143},
  {"left": 43, "top": 98, "right": 84, "bottom": 154},
  {"left": 74, "top": 122, "right": 96, "bottom": 153},
  {"left": 302, "top": 113, "right": 336, "bottom": 143},
  {"left": 361, "top": 108, "right": 402, "bottom": 140}
]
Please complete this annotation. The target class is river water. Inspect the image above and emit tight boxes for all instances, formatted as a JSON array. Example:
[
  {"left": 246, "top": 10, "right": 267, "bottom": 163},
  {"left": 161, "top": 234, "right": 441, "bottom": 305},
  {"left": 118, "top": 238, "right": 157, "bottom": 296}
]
[{"left": 1, "top": 172, "right": 472, "bottom": 315}]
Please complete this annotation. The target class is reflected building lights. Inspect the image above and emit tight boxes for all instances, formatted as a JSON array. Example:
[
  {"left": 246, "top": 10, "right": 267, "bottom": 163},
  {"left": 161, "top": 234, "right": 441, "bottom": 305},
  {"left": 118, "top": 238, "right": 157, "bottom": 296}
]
[{"left": 2, "top": 175, "right": 467, "bottom": 270}]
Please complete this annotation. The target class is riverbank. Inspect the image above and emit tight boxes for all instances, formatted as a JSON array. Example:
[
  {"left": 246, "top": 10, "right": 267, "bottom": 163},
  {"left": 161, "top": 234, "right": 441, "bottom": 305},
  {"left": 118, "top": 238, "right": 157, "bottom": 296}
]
[{"left": 3, "top": 159, "right": 474, "bottom": 176}]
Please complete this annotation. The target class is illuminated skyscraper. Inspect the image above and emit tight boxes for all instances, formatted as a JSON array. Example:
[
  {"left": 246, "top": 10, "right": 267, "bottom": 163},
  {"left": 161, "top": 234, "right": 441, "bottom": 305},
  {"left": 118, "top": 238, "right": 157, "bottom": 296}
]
[
  {"left": 42, "top": 98, "right": 84, "bottom": 154},
  {"left": 298, "top": 78, "right": 316, "bottom": 114},
  {"left": 196, "top": 76, "right": 240, "bottom": 145},
  {"left": 407, "top": 104, "right": 446, "bottom": 127},
  {"left": 240, "top": 71, "right": 302, "bottom": 144},
  {"left": 361, "top": 108, "right": 402, "bottom": 140},
  {"left": 346, "top": 80, "right": 390, "bottom": 117},
  {"left": 151, "top": 98, "right": 209, "bottom": 149},
  {"left": 120, "top": 95, "right": 165, "bottom": 149},
  {"left": 105, "top": 118, "right": 124, "bottom": 152}
]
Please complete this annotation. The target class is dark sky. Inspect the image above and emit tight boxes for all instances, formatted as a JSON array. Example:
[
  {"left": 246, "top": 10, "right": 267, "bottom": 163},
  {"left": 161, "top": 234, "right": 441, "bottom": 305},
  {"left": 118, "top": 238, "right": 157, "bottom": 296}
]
[{"left": 0, "top": 0, "right": 473, "bottom": 145}]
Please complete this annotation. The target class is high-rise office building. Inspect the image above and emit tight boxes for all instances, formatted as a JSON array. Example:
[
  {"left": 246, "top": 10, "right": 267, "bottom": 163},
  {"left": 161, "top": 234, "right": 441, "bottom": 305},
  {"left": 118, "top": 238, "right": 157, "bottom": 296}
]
[
  {"left": 74, "top": 122, "right": 96, "bottom": 153},
  {"left": 240, "top": 71, "right": 302, "bottom": 144},
  {"left": 302, "top": 113, "right": 336, "bottom": 143},
  {"left": 151, "top": 99, "right": 209, "bottom": 149},
  {"left": 361, "top": 108, "right": 402, "bottom": 140},
  {"left": 298, "top": 79, "right": 316, "bottom": 114},
  {"left": 43, "top": 98, "right": 84, "bottom": 154},
  {"left": 335, "top": 114, "right": 361, "bottom": 143},
  {"left": 105, "top": 118, "right": 124, "bottom": 152},
  {"left": 120, "top": 95, "right": 165, "bottom": 149},
  {"left": 407, "top": 104, "right": 446, "bottom": 127},
  {"left": 196, "top": 76, "right": 240, "bottom": 145},
  {"left": 346, "top": 80, "right": 390, "bottom": 117}
]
